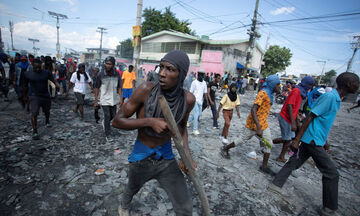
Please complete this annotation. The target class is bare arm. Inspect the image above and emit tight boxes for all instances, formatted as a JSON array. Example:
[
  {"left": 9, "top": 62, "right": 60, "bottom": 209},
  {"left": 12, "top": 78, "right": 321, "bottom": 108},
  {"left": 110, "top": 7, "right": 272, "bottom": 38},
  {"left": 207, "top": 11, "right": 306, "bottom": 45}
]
[
  {"left": 236, "top": 105, "right": 240, "bottom": 118},
  {"left": 287, "top": 104, "right": 297, "bottom": 131},
  {"left": 93, "top": 88, "right": 99, "bottom": 106},
  {"left": 207, "top": 87, "right": 214, "bottom": 106},
  {"left": 112, "top": 82, "right": 168, "bottom": 133},
  {"left": 291, "top": 112, "right": 316, "bottom": 150},
  {"left": 251, "top": 104, "right": 262, "bottom": 137}
]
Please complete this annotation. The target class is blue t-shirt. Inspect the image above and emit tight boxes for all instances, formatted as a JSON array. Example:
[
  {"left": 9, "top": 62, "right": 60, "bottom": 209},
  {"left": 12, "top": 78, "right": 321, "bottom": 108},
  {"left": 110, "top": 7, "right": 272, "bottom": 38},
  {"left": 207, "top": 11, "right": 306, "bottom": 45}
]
[{"left": 301, "top": 89, "right": 341, "bottom": 146}]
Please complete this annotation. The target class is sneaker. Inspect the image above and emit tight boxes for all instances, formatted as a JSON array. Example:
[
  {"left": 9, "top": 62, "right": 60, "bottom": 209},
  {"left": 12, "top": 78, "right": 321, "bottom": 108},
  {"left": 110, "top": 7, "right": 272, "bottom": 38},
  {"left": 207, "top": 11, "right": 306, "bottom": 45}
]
[
  {"left": 193, "top": 130, "right": 200, "bottom": 135},
  {"left": 222, "top": 137, "right": 229, "bottom": 144},
  {"left": 319, "top": 207, "right": 339, "bottom": 216},
  {"left": 32, "top": 133, "right": 40, "bottom": 140},
  {"left": 105, "top": 136, "right": 113, "bottom": 142},
  {"left": 118, "top": 206, "right": 129, "bottom": 216},
  {"left": 220, "top": 147, "right": 230, "bottom": 159},
  {"left": 186, "top": 122, "right": 190, "bottom": 127},
  {"left": 267, "top": 183, "right": 284, "bottom": 195},
  {"left": 259, "top": 166, "right": 277, "bottom": 176}
]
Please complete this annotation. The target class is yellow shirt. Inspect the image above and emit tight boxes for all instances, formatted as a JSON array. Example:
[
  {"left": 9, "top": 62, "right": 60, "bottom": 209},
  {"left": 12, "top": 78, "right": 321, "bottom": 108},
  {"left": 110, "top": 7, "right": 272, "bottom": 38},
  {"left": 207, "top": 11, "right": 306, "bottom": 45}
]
[
  {"left": 245, "top": 90, "right": 271, "bottom": 131},
  {"left": 220, "top": 94, "right": 240, "bottom": 110},
  {"left": 122, "top": 70, "right": 136, "bottom": 89}
]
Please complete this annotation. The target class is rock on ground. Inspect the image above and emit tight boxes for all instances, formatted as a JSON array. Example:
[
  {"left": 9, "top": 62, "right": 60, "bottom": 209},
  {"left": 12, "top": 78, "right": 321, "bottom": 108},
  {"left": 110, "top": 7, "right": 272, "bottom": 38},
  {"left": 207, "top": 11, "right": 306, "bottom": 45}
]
[{"left": 0, "top": 87, "right": 359, "bottom": 215}]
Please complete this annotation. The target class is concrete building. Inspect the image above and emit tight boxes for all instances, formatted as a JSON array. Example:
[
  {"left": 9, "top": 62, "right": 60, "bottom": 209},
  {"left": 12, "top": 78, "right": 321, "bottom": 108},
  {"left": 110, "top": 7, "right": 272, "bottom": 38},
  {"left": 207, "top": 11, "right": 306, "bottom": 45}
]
[
  {"left": 139, "top": 30, "right": 264, "bottom": 77},
  {"left": 80, "top": 48, "right": 116, "bottom": 64}
]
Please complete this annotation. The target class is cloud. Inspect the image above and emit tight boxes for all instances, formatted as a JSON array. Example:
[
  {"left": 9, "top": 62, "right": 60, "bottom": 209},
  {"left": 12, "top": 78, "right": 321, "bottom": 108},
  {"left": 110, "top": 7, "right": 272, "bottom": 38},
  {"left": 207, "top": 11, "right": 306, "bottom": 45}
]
[
  {"left": 2, "top": 21, "right": 119, "bottom": 56},
  {"left": 270, "top": 7, "right": 295, "bottom": 15},
  {"left": 0, "top": 3, "right": 27, "bottom": 18}
]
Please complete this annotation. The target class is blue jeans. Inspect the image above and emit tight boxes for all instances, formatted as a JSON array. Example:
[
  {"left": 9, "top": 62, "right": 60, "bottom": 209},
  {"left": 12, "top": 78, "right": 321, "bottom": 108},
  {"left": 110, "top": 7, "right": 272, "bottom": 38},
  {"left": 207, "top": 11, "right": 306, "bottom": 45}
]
[{"left": 188, "top": 102, "right": 202, "bottom": 131}]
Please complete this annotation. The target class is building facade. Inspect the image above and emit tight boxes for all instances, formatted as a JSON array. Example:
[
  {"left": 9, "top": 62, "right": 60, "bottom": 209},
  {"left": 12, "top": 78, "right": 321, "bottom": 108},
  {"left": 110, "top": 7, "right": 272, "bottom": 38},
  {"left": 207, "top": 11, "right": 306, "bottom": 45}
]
[{"left": 139, "top": 30, "right": 264, "bottom": 77}]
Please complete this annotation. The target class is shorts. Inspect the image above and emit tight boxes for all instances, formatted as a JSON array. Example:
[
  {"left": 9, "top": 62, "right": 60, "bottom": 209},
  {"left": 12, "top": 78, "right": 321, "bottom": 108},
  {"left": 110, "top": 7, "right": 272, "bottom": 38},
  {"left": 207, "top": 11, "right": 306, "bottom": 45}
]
[
  {"left": 122, "top": 88, "right": 133, "bottom": 99},
  {"left": 236, "top": 127, "right": 273, "bottom": 153},
  {"left": 278, "top": 114, "right": 295, "bottom": 141},
  {"left": 30, "top": 97, "right": 51, "bottom": 116},
  {"left": 74, "top": 92, "right": 85, "bottom": 105}
]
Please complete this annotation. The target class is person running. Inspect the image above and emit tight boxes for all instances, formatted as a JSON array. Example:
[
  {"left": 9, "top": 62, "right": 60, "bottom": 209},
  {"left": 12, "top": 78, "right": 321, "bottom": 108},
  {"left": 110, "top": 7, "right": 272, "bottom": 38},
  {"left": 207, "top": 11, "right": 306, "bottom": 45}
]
[
  {"left": 272, "top": 76, "right": 315, "bottom": 162},
  {"left": 93, "top": 56, "right": 122, "bottom": 141},
  {"left": 23, "top": 59, "right": 59, "bottom": 140},
  {"left": 269, "top": 72, "right": 360, "bottom": 216},
  {"left": 66, "top": 64, "right": 93, "bottom": 120},
  {"left": 121, "top": 65, "right": 136, "bottom": 102},
  {"left": 208, "top": 73, "right": 221, "bottom": 129},
  {"left": 112, "top": 50, "right": 196, "bottom": 216},
  {"left": 220, "top": 75, "right": 281, "bottom": 175},
  {"left": 187, "top": 68, "right": 209, "bottom": 135},
  {"left": 216, "top": 83, "right": 240, "bottom": 144}
]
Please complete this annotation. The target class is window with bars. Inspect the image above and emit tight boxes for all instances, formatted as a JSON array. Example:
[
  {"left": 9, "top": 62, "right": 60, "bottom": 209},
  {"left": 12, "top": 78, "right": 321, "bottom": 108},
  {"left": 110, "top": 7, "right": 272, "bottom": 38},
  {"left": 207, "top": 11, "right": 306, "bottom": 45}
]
[{"left": 142, "top": 42, "right": 197, "bottom": 54}]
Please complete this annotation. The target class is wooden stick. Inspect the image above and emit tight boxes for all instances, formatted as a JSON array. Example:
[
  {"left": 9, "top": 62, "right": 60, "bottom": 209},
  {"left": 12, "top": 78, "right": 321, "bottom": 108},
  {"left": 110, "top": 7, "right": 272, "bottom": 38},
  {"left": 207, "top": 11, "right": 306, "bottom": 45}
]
[{"left": 158, "top": 95, "right": 211, "bottom": 216}]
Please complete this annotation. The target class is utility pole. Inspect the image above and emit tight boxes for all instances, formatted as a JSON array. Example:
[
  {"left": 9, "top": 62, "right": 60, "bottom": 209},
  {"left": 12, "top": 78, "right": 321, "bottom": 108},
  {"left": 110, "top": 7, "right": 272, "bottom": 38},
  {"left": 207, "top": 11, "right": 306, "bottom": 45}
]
[
  {"left": 132, "top": 0, "right": 143, "bottom": 77},
  {"left": 97, "top": 27, "right": 107, "bottom": 63},
  {"left": 28, "top": 38, "right": 40, "bottom": 56},
  {"left": 346, "top": 35, "right": 360, "bottom": 73},
  {"left": 317, "top": 60, "right": 326, "bottom": 85},
  {"left": 9, "top": 21, "right": 14, "bottom": 50},
  {"left": 244, "top": 0, "right": 261, "bottom": 77},
  {"left": 48, "top": 11, "right": 68, "bottom": 59}
]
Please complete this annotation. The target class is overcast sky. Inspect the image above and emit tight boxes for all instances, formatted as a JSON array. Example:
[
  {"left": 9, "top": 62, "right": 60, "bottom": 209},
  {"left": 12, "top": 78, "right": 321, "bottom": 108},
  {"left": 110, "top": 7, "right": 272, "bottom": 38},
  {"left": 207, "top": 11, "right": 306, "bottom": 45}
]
[{"left": 0, "top": 0, "right": 359, "bottom": 76}]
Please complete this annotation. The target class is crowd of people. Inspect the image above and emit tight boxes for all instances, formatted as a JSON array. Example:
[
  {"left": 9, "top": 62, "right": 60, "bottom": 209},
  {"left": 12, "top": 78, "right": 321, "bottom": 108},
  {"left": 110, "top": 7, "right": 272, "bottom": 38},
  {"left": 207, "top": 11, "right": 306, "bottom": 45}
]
[{"left": 1, "top": 49, "right": 360, "bottom": 216}]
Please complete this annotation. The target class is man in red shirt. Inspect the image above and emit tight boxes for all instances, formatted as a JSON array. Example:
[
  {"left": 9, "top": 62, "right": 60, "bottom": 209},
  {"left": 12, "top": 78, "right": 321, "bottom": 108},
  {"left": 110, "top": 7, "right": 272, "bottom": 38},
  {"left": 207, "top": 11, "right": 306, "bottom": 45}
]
[{"left": 273, "top": 76, "right": 315, "bottom": 162}]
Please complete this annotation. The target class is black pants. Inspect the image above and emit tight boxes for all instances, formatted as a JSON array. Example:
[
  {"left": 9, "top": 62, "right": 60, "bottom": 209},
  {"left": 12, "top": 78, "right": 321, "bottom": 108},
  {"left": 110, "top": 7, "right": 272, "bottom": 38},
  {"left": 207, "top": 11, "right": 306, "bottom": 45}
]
[
  {"left": 121, "top": 158, "right": 192, "bottom": 215},
  {"left": 272, "top": 142, "right": 339, "bottom": 210},
  {"left": 101, "top": 105, "right": 116, "bottom": 136},
  {"left": 210, "top": 101, "right": 218, "bottom": 127}
]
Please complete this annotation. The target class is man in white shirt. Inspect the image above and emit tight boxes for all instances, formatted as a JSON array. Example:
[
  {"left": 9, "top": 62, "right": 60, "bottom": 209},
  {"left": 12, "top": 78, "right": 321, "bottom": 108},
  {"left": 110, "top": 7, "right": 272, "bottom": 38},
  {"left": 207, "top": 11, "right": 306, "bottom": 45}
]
[{"left": 187, "top": 69, "right": 209, "bottom": 135}]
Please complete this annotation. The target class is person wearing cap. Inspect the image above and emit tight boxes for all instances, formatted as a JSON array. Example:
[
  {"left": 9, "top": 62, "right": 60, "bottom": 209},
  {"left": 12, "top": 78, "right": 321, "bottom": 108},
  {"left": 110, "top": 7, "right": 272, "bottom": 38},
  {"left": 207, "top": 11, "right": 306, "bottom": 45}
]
[
  {"left": 121, "top": 65, "right": 136, "bottom": 102},
  {"left": 112, "top": 50, "right": 196, "bottom": 216},
  {"left": 94, "top": 56, "right": 122, "bottom": 141},
  {"left": 221, "top": 75, "right": 281, "bottom": 175},
  {"left": 66, "top": 64, "right": 93, "bottom": 120},
  {"left": 187, "top": 68, "right": 209, "bottom": 135},
  {"left": 272, "top": 76, "right": 315, "bottom": 163}
]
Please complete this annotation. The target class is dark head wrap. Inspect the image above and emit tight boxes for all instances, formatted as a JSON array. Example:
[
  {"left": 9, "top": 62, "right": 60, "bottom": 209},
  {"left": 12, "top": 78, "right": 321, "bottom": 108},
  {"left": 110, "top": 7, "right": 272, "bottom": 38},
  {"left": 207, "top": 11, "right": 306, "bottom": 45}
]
[
  {"left": 144, "top": 50, "right": 189, "bottom": 137},
  {"left": 297, "top": 76, "right": 315, "bottom": 98},
  {"left": 227, "top": 83, "right": 238, "bottom": 102}
]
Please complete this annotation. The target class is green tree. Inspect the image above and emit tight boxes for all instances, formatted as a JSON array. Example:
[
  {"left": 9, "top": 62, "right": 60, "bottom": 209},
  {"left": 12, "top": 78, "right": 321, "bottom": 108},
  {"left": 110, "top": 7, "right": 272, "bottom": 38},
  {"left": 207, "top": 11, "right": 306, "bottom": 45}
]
[
  {"left": 261, "top": 45, "right": 292, "bottom": 77},
  {"left": 141, "top": 7, "right": 194, "bottom": 37},
  {"left": 321, "top": 69, "right": 337, "bottom": 84},
  {"left": 119, "top": 38, "right": 133, "bottom": 59}
]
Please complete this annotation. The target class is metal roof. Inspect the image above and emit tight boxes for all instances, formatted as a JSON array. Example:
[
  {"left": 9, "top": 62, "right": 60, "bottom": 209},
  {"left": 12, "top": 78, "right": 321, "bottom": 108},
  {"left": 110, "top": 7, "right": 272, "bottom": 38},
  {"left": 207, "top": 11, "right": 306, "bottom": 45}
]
[{"left": 142, "top": 30, "right": 264, "bottom": 53}]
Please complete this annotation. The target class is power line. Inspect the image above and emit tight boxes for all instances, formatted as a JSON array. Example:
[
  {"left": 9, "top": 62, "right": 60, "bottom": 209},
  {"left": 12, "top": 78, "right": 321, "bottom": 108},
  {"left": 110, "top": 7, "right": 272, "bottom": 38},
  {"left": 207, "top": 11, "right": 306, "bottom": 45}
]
[{"left": 96, "top": 27, "right": 107, "bottom": 62}]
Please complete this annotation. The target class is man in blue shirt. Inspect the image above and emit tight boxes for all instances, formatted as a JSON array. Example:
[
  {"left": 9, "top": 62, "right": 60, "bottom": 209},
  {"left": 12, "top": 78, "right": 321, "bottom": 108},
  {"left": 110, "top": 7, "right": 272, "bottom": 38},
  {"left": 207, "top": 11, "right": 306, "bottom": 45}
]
[{"left": 269, "top": 72, "right": 360, "bottom": 216}]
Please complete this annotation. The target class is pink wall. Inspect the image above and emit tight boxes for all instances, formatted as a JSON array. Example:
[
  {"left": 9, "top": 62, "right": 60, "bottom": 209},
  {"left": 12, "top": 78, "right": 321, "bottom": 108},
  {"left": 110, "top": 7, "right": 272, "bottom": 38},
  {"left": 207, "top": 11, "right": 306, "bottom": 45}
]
[
  {"left": 202, "top": 51, "right": 223, "bottom": 63},
  {"left": 201, "top": 50, "right": 224, "bottom": 76}
]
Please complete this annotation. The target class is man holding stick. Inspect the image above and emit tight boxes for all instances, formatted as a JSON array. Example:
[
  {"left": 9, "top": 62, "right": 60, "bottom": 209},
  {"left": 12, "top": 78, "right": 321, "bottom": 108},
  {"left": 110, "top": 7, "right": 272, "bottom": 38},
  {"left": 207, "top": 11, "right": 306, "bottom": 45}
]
[{"left": 112, "top": 50, "right": 196, "bottom": 216}]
